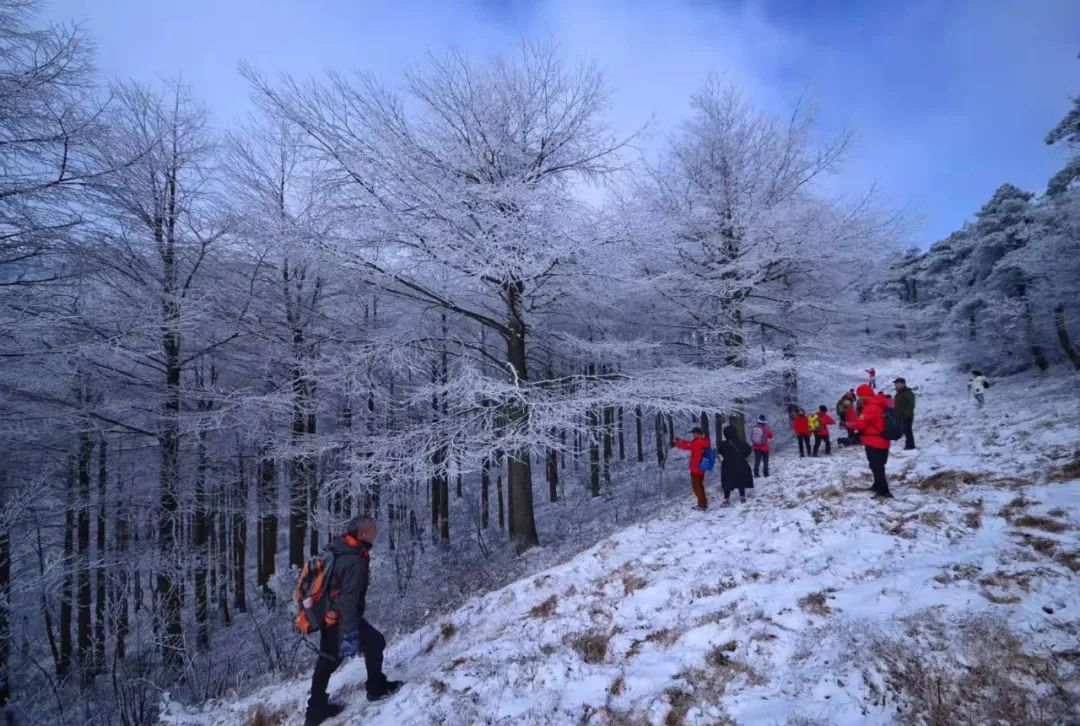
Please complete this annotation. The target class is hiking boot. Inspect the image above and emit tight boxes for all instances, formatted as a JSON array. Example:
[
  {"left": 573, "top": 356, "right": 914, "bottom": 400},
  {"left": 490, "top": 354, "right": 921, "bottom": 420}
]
[
  {"left": 691, "top": 504, "right": 708, "bottom": 511},
  {"left": 304, "top": 701, "right": 345, "bottom": 726},
  {"left": 367, "top": 679, "right": 404, "bottom": 702},
  {"left": 719, "top": 500, "right": 731, "bottom": 508}
]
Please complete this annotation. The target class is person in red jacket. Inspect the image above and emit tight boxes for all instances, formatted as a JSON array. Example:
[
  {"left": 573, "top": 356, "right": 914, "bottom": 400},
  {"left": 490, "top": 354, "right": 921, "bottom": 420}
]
[
  {"left": 847, "top": 384, "right": 894, "bottom": 499},
  {"left": 791, "top": 408, "right": 812, "bottom": 458},
  {"left": 673, "top": 427, "right": 711, "bottom": 510},
  {"left": 812, "top": 405, "right": 837, "bottom": 457},
  {"left": 866, "top": 368, "right": 877, "bottom": 389},
  {"left": 750, "top": 415, "right": 774, "bottom": 477},
  {"left": 842, "top": 400, "right": 860, "bottom": 445}
]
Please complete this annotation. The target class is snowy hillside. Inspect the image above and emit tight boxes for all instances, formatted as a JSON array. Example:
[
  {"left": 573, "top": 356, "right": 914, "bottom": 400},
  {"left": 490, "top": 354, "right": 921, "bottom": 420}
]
[{"left": 164, "top": 362, "right": 1080, "bottom": 725}]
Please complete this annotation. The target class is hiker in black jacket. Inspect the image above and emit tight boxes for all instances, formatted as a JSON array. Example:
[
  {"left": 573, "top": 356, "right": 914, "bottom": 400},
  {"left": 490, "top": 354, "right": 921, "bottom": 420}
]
[
  {"left": 306, "top": 517, "right": 402, "bottom": 726},
  {"left": 717, "top": 425, "right": 754, "bottom": 506}
]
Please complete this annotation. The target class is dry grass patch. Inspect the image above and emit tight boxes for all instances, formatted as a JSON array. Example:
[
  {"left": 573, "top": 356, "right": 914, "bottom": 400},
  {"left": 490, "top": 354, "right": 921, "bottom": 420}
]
[
  {"left": 529, "top": 594, "right": 558, "bottom": 619},
  {"left": 1011, "top": 514, "right": 1070, "bottom": 533},
  {"left": 430, "top": 679, "right": 448, "bottom": 695},
  {"left": 798, "top": 589, "right": 836, "bottom": 616},
  {"left": 999, "top": 495, "right": 1037, "bottom": 521},
  {"left": 1012, "top": 531, "right": 1060, "bottom": 558},
  {"left": 570, "top": 631, "right": 611, "bottom": 664},
  {"left": 705, "top": 640, "right": 738, "bottom": 667},
  {"left": 934, "top": 563, "right": 982, "bottom": 584},
  {"left": 867, "top": 615, "right": 1076, "bottom": 725},
  {"left": 440, "top": 622, "right": 457, "bottom": 640},
  {"left": 1054, "top": 550, "right": 1080, "bottom": 572},
  {"left": 1051, "top": 451, "right": 1080, "bottom": 481},
  {"left": 608, "top": 674, "right": 625, "bottom": 697},
  {"left": 663, "top": 686, "right": 696, "bottom": 726},
  {"left": 919, "top": 510, "right": 946, "bottom": 528},
  {"left": 623, "top": 573, "right": 648, "bottom": 596},
  {"left": 644, "top": 627, "right": 682, "bottom": 647},
  {"left": 913, "top": 470, "right": 979, "bottom": 493},
  {"left": 246, "top": 704, "right": 285, "bottom": 726},
  {"left": 691, "top": 576, "right": 738, "bottom": 599}
]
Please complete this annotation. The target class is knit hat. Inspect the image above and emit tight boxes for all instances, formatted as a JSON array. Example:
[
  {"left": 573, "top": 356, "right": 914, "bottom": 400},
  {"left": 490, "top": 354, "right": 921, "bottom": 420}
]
[{"left": 758, "top": 415, "right": 766, "bottom": 422}]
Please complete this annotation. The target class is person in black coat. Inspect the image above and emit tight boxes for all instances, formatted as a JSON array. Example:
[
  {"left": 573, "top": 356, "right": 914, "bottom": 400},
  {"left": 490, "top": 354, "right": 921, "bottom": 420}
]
[{"left": 717, "top": 425, "right": 754, "bottom": 506}]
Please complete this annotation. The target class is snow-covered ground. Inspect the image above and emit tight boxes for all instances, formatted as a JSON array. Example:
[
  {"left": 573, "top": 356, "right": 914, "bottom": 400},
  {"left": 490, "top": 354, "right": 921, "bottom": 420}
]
[{"left": 163, "top": 361, "right": 1080, "bottom": 725}]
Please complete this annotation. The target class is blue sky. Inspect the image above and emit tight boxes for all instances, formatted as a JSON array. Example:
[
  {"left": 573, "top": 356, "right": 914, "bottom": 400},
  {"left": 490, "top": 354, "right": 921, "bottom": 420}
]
[{"left": 47, "top": 0, "right": 1079, "bottom": 248}]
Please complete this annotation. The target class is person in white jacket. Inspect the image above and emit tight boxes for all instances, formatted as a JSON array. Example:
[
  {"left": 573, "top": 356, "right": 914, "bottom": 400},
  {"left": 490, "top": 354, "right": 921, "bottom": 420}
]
[{"left": 967, "top": 371, "right": 988, "bottom": 408}]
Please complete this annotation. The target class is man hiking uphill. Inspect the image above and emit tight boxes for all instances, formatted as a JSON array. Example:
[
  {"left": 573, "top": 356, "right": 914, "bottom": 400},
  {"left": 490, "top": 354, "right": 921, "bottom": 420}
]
[
  {"left": 847, "top": 385, "right": 894, "bottom": 499},
  {"left": 305, "top": 517, "right": 402, "bottom": 725},
  {"left": 673, "top": 427, "right": 714, "bottom": 510}
]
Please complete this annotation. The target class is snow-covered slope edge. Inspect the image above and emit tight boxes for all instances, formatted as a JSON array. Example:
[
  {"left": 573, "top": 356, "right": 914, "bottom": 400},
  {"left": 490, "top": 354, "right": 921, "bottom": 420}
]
[{"left": 164, "top": 363, "right": 1080, "bottom": 725}]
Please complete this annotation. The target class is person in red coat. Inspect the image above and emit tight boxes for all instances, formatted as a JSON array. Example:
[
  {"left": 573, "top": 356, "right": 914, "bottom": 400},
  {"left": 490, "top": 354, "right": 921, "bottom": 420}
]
[
  {"left": 673, "top": 427, "right": 711, "bottom": 510},
  {"left": 847, "top": 384, "right": 893, "bottom": 498},
  {"left": 791, "top": 408, "right": 812, "bottom": 458},
  {"left": 750, "top": 415, "right": 774, "bottom": 477},
  {"left": 812, "top": 405, "right": 837, "bottom": 457},
  {"left": 866, "top": 367, "right": 877, "bottom": 389}
]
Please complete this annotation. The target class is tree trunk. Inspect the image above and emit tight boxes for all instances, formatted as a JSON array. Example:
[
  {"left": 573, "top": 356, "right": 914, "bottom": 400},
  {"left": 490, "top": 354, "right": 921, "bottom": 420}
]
[
  {"left": 635, "top": 407, "right": 644, "bottom": 463},
  {"left": 546, "top": 445, "right": 558, "bottom": 503},
  {"left": 496, "top": 452, "right": 505, "bottom": 531},
  {"left": 699, "top": 412, "right": 710, "bottom": 440},
  {"left": 617, "top": 407, "right": 625, "bottom": 461},
  {"left": 232, "top": 455, "right": 248, "bottom": 613},
  {"left": 59, "top": 458, "right": 74, "bottom": 680},
  {"left": 654, "top": 413, "right": 667, "bottom": 469},
  {"left": 158, "top": 182, "right": 185, "bottom": 666},
  {"left": 193, "top": 421, "right": 210, "bottom": 650},
  {"left": 76, "top": 431, "right": 92, "bottom": 679},
  {"left": 715, "top": 413, "right": 724, "bottom": 443},
  {"left": 289, "top": 379, "right": 310, "bottom": 569},
  {"left": 113, "top": 482, "right": 130, "bottom": 661},
  {"left": 257, "top": 450, "right": 277, "bottom": 593},
  {"left": 0, "top": 472, "right": 10, "bottom": 709},
  {"left": 481, "top": 456, "right": 490, "bottom": 529},
  {"left": 1055, "top": 303, "right": 1080, "bottom": 370},
  {"left": 93, "top": 439, "right": 107, "bottom": 673},
  {"left": 504, "top": 281, "right": 539, "bottom": 553},
  {"left": 217, "top": 481, "right": 231, "bottom": 626}
]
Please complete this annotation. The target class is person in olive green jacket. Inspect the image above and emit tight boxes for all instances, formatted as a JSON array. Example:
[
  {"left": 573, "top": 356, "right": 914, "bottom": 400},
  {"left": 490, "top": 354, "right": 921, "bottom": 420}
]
[{"left": 893, "top": 377, "right": 916, "bottom": 450}]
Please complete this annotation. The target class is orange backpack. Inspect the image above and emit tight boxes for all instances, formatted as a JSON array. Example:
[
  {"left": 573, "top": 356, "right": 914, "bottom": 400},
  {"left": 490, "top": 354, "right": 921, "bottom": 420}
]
[{"left": 294, "top": 552, "right": 339, "bottom": 634}]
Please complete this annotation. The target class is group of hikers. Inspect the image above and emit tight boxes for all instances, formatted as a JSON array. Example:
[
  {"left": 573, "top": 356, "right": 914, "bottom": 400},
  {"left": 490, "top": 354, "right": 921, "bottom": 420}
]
[{"left": 672, "top": 369, "right": 919, "bottom": 508}]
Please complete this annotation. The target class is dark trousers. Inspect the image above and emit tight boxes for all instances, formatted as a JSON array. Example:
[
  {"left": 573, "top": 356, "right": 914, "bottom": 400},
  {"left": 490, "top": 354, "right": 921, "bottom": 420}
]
[
  {"left": 813, "top": 434, "right": 831, "bottom": 456},
  {"left": 903, "top": 417, "right": 915, "bottom": 449},
  {"left": 797, "top": 435, "right": 812, "bottom": 457},
  {"left": 753, "top": 450, "right": 769, "bottom": 477},
  {"left": 309, "top": 619, "right": 388, "bottom": 708},
  {"left": 865, "top": 446, "right": 890, "bottom": 494}
]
